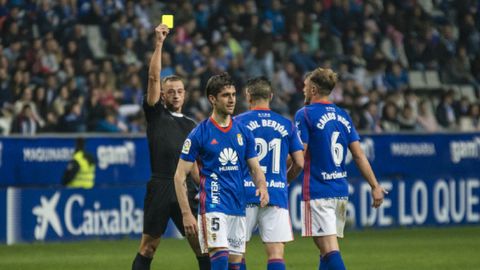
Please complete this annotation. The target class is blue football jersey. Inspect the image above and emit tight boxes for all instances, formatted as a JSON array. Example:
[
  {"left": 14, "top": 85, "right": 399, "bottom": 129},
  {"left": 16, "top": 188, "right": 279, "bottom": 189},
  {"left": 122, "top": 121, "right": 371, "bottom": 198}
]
[
  {"left": 180, "top": 117, "right": 257, "bottom": 216},
  {"left": 294, "top": 101, "right": 360, "bottom": 200},
  {"left": 235, "top": 108, "right": 304, "bottom": 209}
]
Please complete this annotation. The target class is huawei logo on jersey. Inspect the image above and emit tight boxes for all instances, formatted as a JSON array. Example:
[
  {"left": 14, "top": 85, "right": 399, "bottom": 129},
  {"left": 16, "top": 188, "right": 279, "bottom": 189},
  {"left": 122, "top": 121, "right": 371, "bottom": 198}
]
[
  {"left": 218, "top": 148, "right": 239, "bottom": 172},
  {"left": 219, "top": 148, "right": 238, "bottom": 165}
]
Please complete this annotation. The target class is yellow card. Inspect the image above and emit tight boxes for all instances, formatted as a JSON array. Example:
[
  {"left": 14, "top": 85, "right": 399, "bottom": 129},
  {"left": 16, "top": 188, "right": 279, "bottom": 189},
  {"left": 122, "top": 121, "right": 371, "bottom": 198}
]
[{"left": 162, "top": 15, "right": 174, "bottom": 29}]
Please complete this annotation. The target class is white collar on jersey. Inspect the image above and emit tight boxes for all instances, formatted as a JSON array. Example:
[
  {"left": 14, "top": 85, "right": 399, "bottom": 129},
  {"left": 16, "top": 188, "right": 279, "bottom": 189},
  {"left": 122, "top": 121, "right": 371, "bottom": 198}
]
[{"left": 169, "top": 111, "right": 184, "bottom": 117}]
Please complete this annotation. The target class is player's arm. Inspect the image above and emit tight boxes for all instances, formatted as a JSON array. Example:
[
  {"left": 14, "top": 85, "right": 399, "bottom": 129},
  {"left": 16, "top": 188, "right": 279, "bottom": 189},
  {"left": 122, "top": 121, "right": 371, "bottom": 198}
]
[
  {"left": 349, "top": 141, "right": 387, "bottom": 208},
  {"left": 174, "top": 159, "right": 198, "bottom": 236},
  {"left": 190, "top": 162, "right": 201, "bottom": 185},
  {"left": 146, "top": 24, "right": 169, "bottom": 106},
  {"left": 246, "top": 157, "right": 269, "bottom": 207},
  {"left": 287, "top": 150, "right": 304, "bottom": 182}
]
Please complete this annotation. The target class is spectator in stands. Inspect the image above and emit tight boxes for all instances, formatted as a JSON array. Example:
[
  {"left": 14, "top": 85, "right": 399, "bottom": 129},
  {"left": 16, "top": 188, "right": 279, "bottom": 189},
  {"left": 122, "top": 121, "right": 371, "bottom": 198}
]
[
  {"left": 416, "top": 99, "right": 439, "bottom": 132},
  {"left": 160, "top": 52, "right": 175, "bottom": 78},
  {"left": 459, "top": 103, "right": 480, "bottom": 131},
  {"left": 122, "top": 74, "right": 143, "bottom": 105},
  {"left": 381, "top": 26, "right": 409, "bottom": 68},
  {"left": 438, "top": 24, "right": 458, "bottom": 62},
  {"left": 385, "top": 62, "right": 409, "bottom": 91},
  {"left": 13, "top": 87, "right": 44, "bottom": 127},
  {"left": 398, "top": 104, "right": 417, "bottom": 131},
  {"left": 436, "top": 90, "right": 457, "bottom": 130},
  {"left": 175, "top": 41, "right": 204, "bottom": 78},
  {"left": 11, "top": 104, "right": 39, "bottom": 135},
  {"left": 381, "top": 101, "right": 400, "bottom": 132},
  {"left": 358, "top": 102, "right": 382, "bottom": 132},
  {"left": 454, "top": 96, "right": 472, "bottom": 120},
  {"left": 445, "top": 46, "right": 477, "bottom": 85},
  {"left": 0, "top": 67, "right": 12, "bottom": 107},
  {"left": 95, "top": 109, "right": 126, "bottom": 133},
  {"left": 86, "top": 89, "right": 105, "bottom": 131},
  {"left": 52, "top": 86, "right": 70, "bottom": 117},
  {"left": 41, "top": 110, "right": 59, "bottom": 133},
  {"left": 59, "top": 102, "right": 86, "bottom": 133},
  {"left": 291, "top": 41, "right": 316, "bottom": 74},
  {"left": 33, "top": 86, "right": 48, "bottom": 120}
]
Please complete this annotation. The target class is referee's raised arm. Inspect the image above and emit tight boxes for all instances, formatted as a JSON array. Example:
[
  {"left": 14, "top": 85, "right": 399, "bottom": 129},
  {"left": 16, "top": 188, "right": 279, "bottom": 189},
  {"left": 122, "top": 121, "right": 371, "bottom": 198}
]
[{"left": 146, "top": 24, "right": 169, "bottom": 106}]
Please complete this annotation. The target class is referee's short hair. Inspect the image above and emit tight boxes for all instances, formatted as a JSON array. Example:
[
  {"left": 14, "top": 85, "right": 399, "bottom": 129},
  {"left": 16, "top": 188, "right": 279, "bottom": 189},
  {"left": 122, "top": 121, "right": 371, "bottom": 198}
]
[
  {"left": 245, "top": 76, "right": 272, "bottom": 101},
  {"left": 162, "top": 75, "right": 184, "bottom": 88},
  {"left": 308, "top": 68, "right": 338, "bottom": 96},
  {"left": 205, "top": 72, "right": 234, "bottom": 98}
]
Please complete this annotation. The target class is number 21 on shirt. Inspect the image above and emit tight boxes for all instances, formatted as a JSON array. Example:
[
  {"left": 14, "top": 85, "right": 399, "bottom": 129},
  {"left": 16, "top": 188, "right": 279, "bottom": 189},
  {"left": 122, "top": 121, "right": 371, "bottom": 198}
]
[{"left": 255, "top": 138, "right": 281, "bottom": 174}]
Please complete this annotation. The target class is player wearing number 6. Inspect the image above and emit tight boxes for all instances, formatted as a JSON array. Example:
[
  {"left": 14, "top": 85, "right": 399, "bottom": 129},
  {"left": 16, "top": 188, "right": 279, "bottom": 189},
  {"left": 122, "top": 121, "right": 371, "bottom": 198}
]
[
  {"left": 234, "top": 77, "right": 304, "bottom": 270},
  {"left": 174, "top": 73, "right": 269, "bottom": 270},
  {"left": 294, "top": 68, "right": 387, "bottom": 270}
]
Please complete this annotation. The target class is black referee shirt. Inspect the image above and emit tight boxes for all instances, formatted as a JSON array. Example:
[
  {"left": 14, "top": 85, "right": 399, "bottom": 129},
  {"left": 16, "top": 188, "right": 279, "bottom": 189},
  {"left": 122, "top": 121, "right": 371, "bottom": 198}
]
[{"left": 143, "top": 98, "right": 196, "bottom": 182}]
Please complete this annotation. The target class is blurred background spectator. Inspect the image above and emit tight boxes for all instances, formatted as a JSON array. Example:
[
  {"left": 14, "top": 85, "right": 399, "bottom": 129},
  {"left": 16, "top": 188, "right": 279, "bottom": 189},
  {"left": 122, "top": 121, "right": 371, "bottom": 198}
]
[{"left": 0, "top": 0, "right": 478, "bottom": 135}]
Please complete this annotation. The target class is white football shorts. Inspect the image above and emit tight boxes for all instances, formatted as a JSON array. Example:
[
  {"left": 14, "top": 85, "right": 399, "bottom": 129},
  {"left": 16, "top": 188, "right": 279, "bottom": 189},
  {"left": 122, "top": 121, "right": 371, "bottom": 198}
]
[
  {"left": 198, "top": 212, "right": 246, "bottom": 254},
  {"left": 245, "top": 204, "right": 294, "bottom": 243},
  {"left": 301, "top": 198, "right": 348, "bottom": 238}
]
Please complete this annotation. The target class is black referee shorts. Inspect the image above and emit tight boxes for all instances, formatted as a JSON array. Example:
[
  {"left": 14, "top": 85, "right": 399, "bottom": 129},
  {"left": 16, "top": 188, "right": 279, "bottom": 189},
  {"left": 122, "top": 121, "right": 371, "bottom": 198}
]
[{"left": 143, "top": 180, "right": 198, "bottom": 238}]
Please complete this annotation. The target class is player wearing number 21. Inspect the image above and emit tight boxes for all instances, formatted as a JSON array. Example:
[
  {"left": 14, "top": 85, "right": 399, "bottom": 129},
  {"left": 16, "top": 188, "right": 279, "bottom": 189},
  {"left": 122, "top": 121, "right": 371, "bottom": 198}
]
[
  {"left": 234, "top": 77, "right": 304, "bottom": 270},
  {"left": 174, "top": 73, "right": 269, "bottom": 270},
  {"left": 294, "top": 68, "right": 387, "bottom": 270}
]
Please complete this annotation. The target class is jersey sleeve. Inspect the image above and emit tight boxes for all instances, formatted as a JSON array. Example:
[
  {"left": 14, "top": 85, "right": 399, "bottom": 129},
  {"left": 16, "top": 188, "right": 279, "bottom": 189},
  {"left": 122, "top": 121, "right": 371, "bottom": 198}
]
[
  {"left": 294, "top": 108, "right": 309, "bottom": 145},
  {"left": 142, "top": 95, "right": 165, "bottom": 123},
  {"left": 243, "top": 127, "right": 257, "bottom": 160},
  {"left": 179, "top": 127, "right": 201, "bottom": 162},
  {"left": 345, "top": 112, "right": 360, "bottom": 143},
  {"left": 289, "top": 121, "right": 305, "bottom": 153}
]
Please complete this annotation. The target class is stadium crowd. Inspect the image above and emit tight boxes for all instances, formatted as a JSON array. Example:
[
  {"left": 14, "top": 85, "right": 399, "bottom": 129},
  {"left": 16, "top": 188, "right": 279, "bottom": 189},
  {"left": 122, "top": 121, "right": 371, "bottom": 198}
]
[{"left": 0, "top": 0, "right": 479, "bottom": 135}]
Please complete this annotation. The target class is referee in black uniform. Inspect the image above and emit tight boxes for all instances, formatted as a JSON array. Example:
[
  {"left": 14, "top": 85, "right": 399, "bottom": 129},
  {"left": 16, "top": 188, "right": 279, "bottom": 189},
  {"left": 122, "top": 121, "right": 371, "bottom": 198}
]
[{"left": 132, "top": 23, "right": 210, "bottom": 270}]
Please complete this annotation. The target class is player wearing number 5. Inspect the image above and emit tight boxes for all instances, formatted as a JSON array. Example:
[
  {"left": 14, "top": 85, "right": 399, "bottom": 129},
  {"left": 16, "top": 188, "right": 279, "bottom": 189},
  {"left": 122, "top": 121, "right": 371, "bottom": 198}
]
[
  {"left": 174, "top": 73, "right": 269, "bottom": 270},
  {"left": 295, "top": 68, "right": 387, "bottom": 270},
  {"left": 234, "top": 77, "right": 304, "bottom": 270}
]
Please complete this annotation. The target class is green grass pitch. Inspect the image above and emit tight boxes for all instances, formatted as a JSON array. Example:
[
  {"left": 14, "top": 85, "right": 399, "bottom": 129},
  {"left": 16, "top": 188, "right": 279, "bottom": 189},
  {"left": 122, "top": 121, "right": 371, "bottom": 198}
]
[{"left": 1, "top": 226, "right": 479, "bottom": 270}]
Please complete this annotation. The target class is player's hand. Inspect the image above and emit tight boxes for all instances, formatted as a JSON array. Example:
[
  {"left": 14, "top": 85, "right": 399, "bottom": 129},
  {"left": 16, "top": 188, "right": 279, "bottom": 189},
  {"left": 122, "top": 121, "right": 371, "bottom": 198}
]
[
  {"left": 182, "top": 213, "right": 198, "bottom": 237},
  {"left": 371, "top": 186, "right": 388, "bottom": 208},
  {"left": 256, "top": 187, "right": 269, "bottom": 207},
  {"left": 155, "top": 24, "right": 170, "bottom": 44}
]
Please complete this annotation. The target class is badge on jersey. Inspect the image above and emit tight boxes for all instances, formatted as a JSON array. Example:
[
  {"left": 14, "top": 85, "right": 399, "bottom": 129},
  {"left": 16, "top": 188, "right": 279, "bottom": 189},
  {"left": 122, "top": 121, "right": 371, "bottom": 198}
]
[
  {"left": 237, "top": 134, "right": 244, "bottom": 146},
  {"left": 182, "top": 139, "right": 191, "bottom": 154}
]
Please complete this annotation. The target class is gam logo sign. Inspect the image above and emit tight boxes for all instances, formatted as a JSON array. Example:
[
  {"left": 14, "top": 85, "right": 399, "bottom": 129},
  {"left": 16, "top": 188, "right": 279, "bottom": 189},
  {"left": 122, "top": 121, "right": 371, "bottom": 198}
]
[{"left": 97, "top": 141, "right": 136, "bottom": 169}]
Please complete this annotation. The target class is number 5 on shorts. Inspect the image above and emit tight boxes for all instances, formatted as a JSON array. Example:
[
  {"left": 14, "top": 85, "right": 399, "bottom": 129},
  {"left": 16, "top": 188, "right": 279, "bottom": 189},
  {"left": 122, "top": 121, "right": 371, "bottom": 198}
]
[{"left": 211, "top": 217, "right": 220, "bottom": 231}]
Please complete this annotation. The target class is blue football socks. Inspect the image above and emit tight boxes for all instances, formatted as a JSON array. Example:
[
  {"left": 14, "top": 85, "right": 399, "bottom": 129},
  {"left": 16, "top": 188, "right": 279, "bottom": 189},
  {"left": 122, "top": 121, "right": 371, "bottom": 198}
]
[
  {"left": 267, "top": 258, "right": 286, "bottom": 270},
  {"left": 319, "top": 251, "right": 346, "bottom": 270},
  {"left": 210, "top": 250, "right": 229, "bottom": 270}
]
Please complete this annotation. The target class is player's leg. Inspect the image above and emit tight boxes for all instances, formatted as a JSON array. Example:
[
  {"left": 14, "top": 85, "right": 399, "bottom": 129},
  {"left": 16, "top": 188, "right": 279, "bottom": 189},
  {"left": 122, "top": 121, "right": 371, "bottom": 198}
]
[
  {"left": 132, "top": 234, "right": 161, "bottom": 270},
  {"left": 227, "top": 214, "right": 247, "bottom": 270},
  {"left": 241, "top": 204, "right": 260, "bottom": 270},
  {"left": 199, "top": 212, "right": 229, "bottom": 270},
  {"left": 132, "top": 182, "right": 171, "bottom": 270},
  {"left": 313, "top": 235, "right": 344, "bottom": 270},
  {"left": 264, "top": 243, "right": 286, "bottom": 270},
  {"left": 259, "top": 206, "right": 293, "bottom": 270},
  {"left": 309, "top": 199, "right": 347, "bottom": 270},
  {"left": 187, "top": 236, "right": 211, "bottom": 270},
  {"left": 171, "top": 202, "right": 210, "bottom": 270},
  {"left": 228, "top": 253, "right": 243, "bottom": 270}
]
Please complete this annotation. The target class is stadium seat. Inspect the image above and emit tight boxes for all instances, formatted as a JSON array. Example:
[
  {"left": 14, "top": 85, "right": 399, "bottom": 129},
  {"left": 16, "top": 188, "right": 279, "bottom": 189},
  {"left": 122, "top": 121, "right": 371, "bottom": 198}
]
[
  {"left": 425, "top": 71, "right": 442, "bottom": 89},
  {"left": 460, "top": 85, "right": 478, "bottom": 102},
  {"left": 408, "top": 71, "right": 427, "bottom": 89}
]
